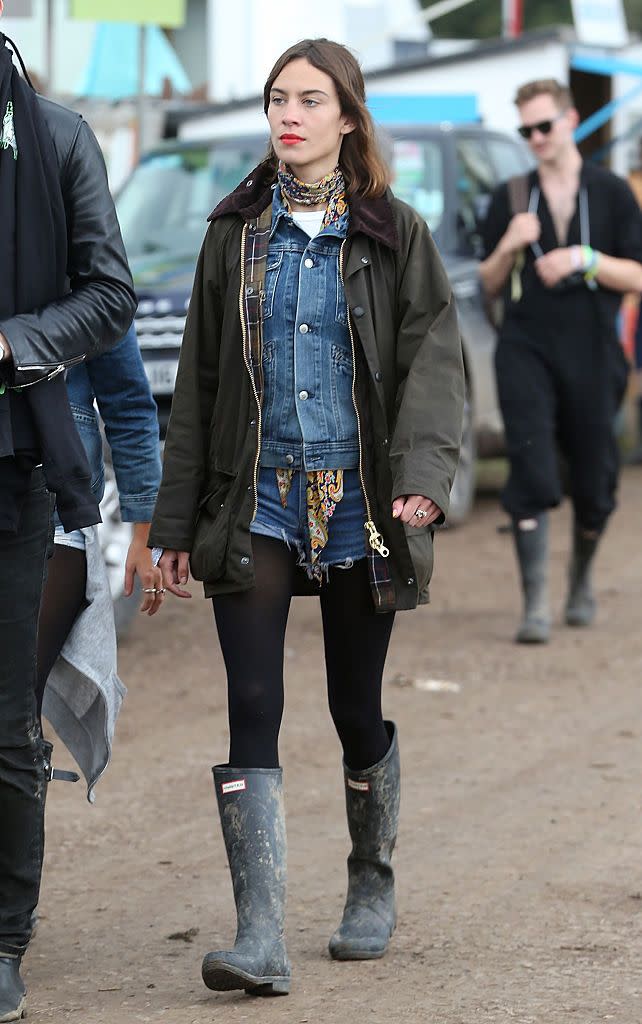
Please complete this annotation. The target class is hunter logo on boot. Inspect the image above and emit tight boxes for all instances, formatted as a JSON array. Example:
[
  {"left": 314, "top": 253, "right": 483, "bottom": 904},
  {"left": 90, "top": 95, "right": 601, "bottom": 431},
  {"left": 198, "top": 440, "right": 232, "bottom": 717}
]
[
  {"left": 347, "top": 779, "right": 370, "bottom": 792},
  {"left": 221, "top": 779, "right": 246, "bottom": 794}
]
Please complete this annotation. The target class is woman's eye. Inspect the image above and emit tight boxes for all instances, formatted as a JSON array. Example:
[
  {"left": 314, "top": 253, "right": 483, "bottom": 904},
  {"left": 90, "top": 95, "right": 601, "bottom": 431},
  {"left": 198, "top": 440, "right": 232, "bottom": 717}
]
[
  {"left": 303, "top": 99, "right": 318, "bottom": 107},
  {"left": 271, "top": 96, "right": 283, "bottom": 105}
]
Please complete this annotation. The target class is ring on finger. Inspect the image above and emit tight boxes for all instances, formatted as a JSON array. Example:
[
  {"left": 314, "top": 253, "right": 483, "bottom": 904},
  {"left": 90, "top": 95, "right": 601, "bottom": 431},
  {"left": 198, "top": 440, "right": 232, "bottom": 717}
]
[{"left": 414, "top": 508, "right": 428, "bottom": 519}]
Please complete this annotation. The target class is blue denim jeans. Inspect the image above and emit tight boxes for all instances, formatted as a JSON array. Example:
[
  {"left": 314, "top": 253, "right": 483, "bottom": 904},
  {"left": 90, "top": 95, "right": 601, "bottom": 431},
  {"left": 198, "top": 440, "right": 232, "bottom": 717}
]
[
  {"left": 0, "top": 467, "right": 52, "bottom": 956},
  {"left": 251, "top": 467, "right": 367, "bottom": 576}
]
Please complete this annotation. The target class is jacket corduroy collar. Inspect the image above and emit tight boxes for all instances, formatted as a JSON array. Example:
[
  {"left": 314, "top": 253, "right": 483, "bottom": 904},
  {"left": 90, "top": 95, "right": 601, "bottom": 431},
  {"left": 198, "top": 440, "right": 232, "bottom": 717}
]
[{"left": 208, "top": 161, "right": 399, "bottom": 251}]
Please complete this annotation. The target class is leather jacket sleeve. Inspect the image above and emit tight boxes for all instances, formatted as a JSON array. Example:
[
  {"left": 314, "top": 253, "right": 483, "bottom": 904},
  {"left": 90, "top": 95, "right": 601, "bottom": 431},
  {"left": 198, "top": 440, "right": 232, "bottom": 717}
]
[{"left": 0, "top": 115, "right": 137, "bottom": 386}]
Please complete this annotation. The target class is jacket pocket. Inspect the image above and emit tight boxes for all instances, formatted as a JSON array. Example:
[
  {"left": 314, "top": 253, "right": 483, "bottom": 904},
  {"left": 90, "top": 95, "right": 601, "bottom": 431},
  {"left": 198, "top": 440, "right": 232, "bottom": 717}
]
[
  {"left": 405, "top": 527, "right": 434, "bottom": 595},
  {"left": 189, "top": 473, "right": 235, "bottom": 582}
]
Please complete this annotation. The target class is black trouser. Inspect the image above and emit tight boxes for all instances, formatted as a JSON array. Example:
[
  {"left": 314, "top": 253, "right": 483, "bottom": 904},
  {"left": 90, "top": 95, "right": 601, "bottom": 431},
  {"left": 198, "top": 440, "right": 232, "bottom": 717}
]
[
  {"left": 0, "top": 469, "right": 52, "bottom": 957},
  {"left": 495, "top": 327, "right": 627, "bottom": 532},
  {"left": 212, "top": 535, "right": 394, "bottom": 772}
]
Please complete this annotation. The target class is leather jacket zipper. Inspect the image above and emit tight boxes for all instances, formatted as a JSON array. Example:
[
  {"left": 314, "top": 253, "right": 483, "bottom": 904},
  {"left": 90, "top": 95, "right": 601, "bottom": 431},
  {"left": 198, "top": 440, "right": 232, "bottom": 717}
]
[{"left": 339, "top": 241, "right": 389, "bottom": 559}]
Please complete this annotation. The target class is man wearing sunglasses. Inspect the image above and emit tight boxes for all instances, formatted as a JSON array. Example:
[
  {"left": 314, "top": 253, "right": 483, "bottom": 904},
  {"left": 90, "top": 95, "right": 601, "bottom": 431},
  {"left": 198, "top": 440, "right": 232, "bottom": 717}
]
[{"left": 480, "top": 79, "right": 642, "bottom": 645}]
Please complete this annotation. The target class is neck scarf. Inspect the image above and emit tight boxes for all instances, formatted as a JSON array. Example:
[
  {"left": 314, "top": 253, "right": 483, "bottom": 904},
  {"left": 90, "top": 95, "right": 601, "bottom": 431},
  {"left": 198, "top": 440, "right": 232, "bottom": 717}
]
[{"left": 277, "top": 161, "right": 347, "bottom": 232}]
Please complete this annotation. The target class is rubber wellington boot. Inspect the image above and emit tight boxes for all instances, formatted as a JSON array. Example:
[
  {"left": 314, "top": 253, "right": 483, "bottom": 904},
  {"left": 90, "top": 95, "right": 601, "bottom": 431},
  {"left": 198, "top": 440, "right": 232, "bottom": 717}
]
[
  {"left": 201, "top": 767, "right": 290, "bottom": 996},
  {"left": 0, "top": 956, "right": 26, "bottom": 1022},
  {"left": 329, "top": 722, "right": 400, "bottom": 961},
  {"left": 513, "top": 514, "right": 551, "bottom": 644},
  {"left": 565, "top": 525, "right": 600, "bottom": 627}
]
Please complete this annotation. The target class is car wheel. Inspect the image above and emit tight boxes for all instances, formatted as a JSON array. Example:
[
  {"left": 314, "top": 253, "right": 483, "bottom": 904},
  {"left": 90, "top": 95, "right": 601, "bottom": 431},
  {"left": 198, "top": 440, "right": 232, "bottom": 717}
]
[
  {"left": 97, "top": 460, "right": 139, "bottom": 637},
  {"left": 448, "top": 380, "right": 477, "bottom": 526}
]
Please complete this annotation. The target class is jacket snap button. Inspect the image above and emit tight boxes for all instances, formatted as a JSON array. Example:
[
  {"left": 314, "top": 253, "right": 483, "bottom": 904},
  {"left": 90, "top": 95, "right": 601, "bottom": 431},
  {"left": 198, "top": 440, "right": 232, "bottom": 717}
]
[
  {"left": 285, "top": 453, "right": 294, "bottom": 465},
  {"left": 361, "top": 257, "right": 369, "bottom": 265},
  {"left": 246, "top": 179, "right": 253, "bottom": 187},
  {"left": 250, "top": 419, "right": 256, "bottom": 426},
  {"left": 247, "top": 485, "right": 252, "bottom": 491},
  {"left": 246, "top": 286, "right": 254, "bottom": 296},
  {"left": 375, "top": 371, "right": 382, "bottom": 382},
  {"left": 353, "top": 306, "right": 365, "bottom": 318},
  {"left": 382, "top": 437, "right": 388, "bottom": 446},
  {"left": 241, "top": 556, "right": 250, "bottom": 565},
  {"left": 407, "top": 577, "right": 415, "bottom": 586}
]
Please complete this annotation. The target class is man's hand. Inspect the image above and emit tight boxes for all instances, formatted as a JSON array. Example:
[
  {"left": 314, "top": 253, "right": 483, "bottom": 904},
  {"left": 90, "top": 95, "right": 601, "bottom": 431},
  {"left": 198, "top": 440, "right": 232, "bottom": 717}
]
[
  {"left": 534, "top": 247, "right": 576, "bottom": 288},
  {"left": 392, "top": 495, "right": 442, "bottom": 528},
  {"left": 0, "top": 332, "right": 12, "bottom": 364},
  {"left": 159, "top": 550, "right": 192, "bottom": 599},
  {"left": 500, "top": 212, "right": 541, "bottom": 256},
  {"left": 124, "top": 523, "right": 165, "bottom": 615}
]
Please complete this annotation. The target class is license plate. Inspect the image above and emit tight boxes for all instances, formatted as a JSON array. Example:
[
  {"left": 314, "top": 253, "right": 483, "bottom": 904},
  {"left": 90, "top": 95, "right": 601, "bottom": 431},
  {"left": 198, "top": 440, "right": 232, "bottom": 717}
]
[{"left": 144, "top": 359, "right": 178, "bottom": 395}]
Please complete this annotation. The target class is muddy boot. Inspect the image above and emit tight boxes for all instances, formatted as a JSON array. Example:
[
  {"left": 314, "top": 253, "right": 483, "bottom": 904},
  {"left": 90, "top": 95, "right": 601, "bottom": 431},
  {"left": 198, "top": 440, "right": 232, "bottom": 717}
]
[
  {"left": 329, "top": 722, "right": 400, "bottom": 961},
  {"left": 513, "top": 515, "right": 550, "bottom": 644},
  {"left": 565, "top": 525, "right": 600, "bottom": 627},
  {"left": 0, "top": 956, "right": 26, "bottom": 1022},
  {"left": 201, "top": 767, "right": 290, "bottom": 996}
]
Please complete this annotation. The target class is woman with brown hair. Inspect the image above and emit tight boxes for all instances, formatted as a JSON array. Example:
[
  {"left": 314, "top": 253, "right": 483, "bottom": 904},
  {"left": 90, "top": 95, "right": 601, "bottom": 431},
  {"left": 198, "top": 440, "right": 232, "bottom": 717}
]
[{"left": 149, "top": 37, "right": 464, "bottom": 997}]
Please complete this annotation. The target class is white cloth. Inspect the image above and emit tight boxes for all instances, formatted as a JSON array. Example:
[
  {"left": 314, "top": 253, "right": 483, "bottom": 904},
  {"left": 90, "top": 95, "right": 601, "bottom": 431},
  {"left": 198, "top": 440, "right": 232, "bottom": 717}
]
[
  {"left": 291, "top": 210, "right": 324, "bottom": 238},
  {"left": 42, "top": 524, "right": 126, "bottom": 803}
]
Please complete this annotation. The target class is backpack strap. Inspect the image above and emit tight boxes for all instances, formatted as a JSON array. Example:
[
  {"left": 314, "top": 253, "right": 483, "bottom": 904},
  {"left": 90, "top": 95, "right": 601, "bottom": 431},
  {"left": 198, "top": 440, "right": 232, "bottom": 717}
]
[{"left": 507, "top": 173, "right": 530, "bottom": 216}]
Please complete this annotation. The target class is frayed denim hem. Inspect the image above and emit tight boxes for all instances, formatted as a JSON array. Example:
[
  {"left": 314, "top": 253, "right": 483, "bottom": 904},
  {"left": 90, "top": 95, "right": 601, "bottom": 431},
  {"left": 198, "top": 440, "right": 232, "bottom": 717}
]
[{"left": 250, "top": 524, "right": 360, "bottom": 583}]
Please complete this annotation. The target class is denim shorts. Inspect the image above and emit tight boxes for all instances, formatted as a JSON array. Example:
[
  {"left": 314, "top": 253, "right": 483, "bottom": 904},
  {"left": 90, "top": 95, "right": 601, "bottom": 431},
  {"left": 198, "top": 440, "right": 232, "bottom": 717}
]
[
  {"left": 53, "top": 523, "right": 86, "bottom": 551},
  {"left": 251, "top": 466, "right": 367, "bottom": 574}
]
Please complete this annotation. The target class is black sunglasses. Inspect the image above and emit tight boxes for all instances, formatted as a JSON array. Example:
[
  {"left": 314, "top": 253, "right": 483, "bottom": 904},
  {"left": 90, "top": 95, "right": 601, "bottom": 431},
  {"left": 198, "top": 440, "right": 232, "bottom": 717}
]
[{"left": 518, "top": 112, "right": 565, "bottom": 140}]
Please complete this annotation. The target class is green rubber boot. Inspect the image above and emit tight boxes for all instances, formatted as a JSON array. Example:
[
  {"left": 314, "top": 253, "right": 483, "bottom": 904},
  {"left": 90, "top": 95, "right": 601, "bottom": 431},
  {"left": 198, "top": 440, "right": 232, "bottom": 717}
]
[
  {"left": 329, "top": 722, "right": 400, "bottom": 961},
  {"left": 201, "top": 767, "right": 290, "bottom": 996}
]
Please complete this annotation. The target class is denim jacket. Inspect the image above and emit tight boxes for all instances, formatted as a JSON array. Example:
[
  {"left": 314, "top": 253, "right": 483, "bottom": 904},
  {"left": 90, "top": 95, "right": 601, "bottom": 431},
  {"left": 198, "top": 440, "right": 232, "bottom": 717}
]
[
  {"left": 259, "top": 186, "right": 359, "bottom": 471},
  {"left": 64, "top": 322, "right": 161, "bottom": 523}
]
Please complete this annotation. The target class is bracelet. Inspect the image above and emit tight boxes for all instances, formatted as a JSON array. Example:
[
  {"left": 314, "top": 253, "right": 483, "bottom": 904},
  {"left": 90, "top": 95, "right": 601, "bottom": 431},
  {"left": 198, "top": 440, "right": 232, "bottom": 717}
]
[
  {"left": 151, "top": 546, "right": 164, "bottom": 566},
  {"left": 570, "top": 245, "right": 582, "bottom": 271},
  {"left": 584, "top": 249, "right": 601, "bottom": 281}
]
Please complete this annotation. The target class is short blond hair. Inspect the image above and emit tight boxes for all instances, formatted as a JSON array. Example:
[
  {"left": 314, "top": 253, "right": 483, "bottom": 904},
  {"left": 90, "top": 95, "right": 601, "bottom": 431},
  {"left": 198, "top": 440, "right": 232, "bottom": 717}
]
[{"left": 514, "top": 79, "right": 574, "bottom": 110}]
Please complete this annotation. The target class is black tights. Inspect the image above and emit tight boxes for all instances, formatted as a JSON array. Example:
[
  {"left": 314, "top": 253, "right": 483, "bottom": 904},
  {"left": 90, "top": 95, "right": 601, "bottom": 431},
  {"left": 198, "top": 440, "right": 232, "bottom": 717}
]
[
  {"left": 35, "top": 544, "right": 87, "bottom": 725},
  {"left": 212, "top": 535, "right": 394, "bottom": 772}
]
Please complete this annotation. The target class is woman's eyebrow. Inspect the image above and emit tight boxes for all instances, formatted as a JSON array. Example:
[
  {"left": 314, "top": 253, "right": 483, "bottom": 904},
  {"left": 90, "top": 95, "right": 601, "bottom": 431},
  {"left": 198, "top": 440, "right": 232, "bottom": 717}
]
[{"left": 270, "top": 88, "right": 329, "bottom": 98}]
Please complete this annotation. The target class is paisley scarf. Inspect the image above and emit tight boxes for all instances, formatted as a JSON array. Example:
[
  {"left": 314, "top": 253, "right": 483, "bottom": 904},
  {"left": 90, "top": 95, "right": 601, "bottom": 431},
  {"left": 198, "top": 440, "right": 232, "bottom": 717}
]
[{"left": 277, "top": 161, "right": 347, "bottom": 233}]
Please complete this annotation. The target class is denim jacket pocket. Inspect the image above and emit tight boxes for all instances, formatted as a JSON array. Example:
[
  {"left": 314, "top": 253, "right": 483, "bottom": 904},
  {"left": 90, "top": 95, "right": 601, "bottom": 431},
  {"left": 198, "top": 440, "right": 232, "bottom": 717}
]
[
  {"left": 261, "top": 252, "right": 284, "bottom": 320},
  {"left": 330, "top": 344, "right": 355, "bottom": 439}
]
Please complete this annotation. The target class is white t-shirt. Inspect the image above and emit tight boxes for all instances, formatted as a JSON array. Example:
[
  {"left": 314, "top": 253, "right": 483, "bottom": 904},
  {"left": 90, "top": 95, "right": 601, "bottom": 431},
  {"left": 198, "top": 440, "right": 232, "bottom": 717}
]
[{"left": 291, "top": 210, "right": 325, "bottom": 238}]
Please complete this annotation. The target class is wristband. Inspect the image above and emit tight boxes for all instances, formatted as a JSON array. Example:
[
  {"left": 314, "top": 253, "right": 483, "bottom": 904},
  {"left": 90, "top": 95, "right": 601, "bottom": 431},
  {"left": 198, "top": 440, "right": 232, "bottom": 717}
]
[
  {"left": 584, "top": 249, "right": 601, "bottom": 281},
  {"left": 151, "top": 546, "right": 164, "bottom": 566},
  {"left": 570, "top": 245, "right": 582, "bottom": 271}
]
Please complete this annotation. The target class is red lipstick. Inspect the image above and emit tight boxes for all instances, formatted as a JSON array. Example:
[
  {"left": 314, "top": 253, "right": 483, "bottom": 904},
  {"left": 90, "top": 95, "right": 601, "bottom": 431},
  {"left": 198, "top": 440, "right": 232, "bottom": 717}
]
[{"left": 280, "top": 134, "right": 304, "bottom": 144}]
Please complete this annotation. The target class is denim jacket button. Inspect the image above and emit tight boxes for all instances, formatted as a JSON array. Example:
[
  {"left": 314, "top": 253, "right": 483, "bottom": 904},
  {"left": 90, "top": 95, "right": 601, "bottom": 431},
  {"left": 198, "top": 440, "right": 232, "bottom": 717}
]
[
  {"left": 299, "top": 323, "right": 310, "bottom": 334},
  {"left": 285, "top": 453, "right": 294, "bottom": 464},
  {"left": 304, "top": 258, "right": 314, "bottom": 269},
  {"left": 298, "top": 390, "right": 309, "bottom": 401}
]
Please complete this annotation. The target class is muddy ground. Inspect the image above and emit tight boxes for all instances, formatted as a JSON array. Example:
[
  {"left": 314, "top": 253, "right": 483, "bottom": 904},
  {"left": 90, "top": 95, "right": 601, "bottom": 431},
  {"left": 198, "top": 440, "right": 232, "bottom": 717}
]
[{"left": 27, "top": 466, "right": 642, "bottom": 1023}]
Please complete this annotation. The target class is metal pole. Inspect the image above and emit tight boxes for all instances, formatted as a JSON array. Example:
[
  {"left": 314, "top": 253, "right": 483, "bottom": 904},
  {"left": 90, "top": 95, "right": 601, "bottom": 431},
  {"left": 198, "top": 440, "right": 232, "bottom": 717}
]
[
  {"left": 45, "top": 0, "right": 54, "bottom": 94},
  {"left": 136, "top": 24, "right": 146, "bottom": 161}
]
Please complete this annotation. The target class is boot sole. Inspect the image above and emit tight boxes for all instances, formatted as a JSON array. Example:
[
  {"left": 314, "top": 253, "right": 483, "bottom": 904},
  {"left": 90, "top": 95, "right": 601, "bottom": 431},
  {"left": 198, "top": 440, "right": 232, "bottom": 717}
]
[
  {"left": 330, "top": 945, "right": 387, "bottom": 961},
  {"left": 201, "top": 959, "right": 290, "bottom": 996},
  {"left": 0, "top": 994, "right": 26, "bottom": 1022}
]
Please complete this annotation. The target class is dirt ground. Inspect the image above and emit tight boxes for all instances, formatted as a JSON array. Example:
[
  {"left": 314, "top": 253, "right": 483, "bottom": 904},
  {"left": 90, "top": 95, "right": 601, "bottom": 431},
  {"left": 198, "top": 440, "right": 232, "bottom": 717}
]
[{"left": 26, "top": 466, "right": 642, "bottom": 1024}]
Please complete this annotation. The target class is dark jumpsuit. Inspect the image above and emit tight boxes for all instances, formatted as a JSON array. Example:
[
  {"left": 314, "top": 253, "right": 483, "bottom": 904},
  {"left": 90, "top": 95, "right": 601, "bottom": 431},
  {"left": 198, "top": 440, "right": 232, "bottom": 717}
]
[{"left": 483, "top": 162, "right": 642, "bottom": 532}]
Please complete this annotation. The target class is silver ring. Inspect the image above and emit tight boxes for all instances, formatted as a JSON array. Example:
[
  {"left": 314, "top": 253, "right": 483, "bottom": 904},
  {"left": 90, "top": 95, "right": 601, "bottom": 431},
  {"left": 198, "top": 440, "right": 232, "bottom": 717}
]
[
  {"left": 414, "top": 508, "right": 427, "bottom": 519},
  {"left": 142, "top": 587, "right": 166, "bottom": 594}
]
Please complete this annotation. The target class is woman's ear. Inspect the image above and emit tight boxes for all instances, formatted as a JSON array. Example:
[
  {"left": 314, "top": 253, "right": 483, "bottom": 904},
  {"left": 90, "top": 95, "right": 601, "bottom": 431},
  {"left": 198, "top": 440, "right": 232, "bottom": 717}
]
[{"left": 341, "top": 120, "right": 356, "bottom": 136}]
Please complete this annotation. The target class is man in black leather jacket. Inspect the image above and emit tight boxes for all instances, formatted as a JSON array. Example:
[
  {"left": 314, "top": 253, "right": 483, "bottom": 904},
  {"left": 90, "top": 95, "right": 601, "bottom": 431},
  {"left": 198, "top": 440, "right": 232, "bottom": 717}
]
[{"left": 0, "top": 21, "right": 136, "bottom": 1022}]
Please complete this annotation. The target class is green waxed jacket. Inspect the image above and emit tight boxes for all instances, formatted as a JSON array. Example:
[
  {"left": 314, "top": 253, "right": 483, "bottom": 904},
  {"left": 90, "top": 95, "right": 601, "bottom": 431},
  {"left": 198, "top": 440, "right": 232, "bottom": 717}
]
[{"left": 149, "top": 162, "right": 465, "bottom": 611}]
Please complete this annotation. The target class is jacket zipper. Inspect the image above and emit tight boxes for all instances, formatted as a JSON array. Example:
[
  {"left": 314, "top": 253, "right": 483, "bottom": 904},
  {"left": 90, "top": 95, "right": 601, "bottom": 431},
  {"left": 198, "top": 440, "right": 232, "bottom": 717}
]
[
  {"left": 15, "top": 353, "right": 86, "bottom": 373},
  {"left": 339, "top": 241, "right": 389, "bottom": 559},
  {"left": 238, "top": 223, "right": 263, "bottom": 520}
]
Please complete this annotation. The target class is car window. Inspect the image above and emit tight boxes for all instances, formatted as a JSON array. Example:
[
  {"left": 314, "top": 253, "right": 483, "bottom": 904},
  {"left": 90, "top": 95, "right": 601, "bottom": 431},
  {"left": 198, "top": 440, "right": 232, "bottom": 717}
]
[
  {"left": 486, "top": 137, "right": 530, "bottom": 183},
  {"left": 455, "top": 137, "right": 495, "bottom": 257},
  {"left": 116, "top": 145, "right": 262, "bottom": 260},
  {"left": 391, "top": 139, "right": 444, "bottom": 233}
]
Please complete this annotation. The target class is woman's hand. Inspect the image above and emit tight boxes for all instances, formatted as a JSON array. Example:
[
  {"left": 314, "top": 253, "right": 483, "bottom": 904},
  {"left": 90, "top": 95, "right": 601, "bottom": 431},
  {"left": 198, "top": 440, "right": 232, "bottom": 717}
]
[
  {"left": 124, "top": 523, "right": 165, "bottom": 615},
  {"left": 159, "top": 549, "right": 192, "bottom": 599},
  {"left": 392, "top": 495, "right": 442, "bottom": 528}
]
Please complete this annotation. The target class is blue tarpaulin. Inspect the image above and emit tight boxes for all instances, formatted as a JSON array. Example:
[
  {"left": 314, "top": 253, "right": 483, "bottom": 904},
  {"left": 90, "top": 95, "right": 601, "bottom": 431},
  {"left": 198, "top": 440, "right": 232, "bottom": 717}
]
[
  {"left": 367, "top": 94, "right": 479, "bottom": 124},
  {"left": 77, "top": 22, "right": 191, "bottom": 99}
]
